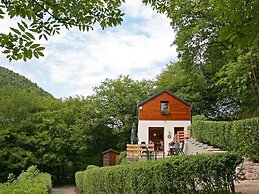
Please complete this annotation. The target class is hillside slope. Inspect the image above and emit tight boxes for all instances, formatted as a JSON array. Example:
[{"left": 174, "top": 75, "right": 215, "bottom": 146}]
[{"left": 0, "top": 66, "right": 52, "bottom": 97}]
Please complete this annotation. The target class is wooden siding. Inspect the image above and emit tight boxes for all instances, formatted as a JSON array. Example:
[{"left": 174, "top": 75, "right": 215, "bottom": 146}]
[
  {"left": 103, "top": 149, "right": 119, "bottom": 166},
  {"left": 138, "top": 92, "right": 191, "bottom": 120}
]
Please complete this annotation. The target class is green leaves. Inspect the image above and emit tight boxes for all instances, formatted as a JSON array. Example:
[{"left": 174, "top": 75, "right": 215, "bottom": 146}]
[
  {"left": 92, "top": 75, "right": 154, "bottom": 150},
  {"left": 190, "top": 118, "right": 259, "bottom": 161},
  {"left": 10, "top": 27, "right": 21, "bottom": 35},
  {"left": 0, "top": 0, "right": 126, "bottom": 61},
  {"left": 0, "top": 20, "right": 45, "bottom": 61},
  {"left": 76, "top": 153, "right": 242, "bottom": 194},
  {"left": 0, "top": 166, "right": 52, "bottom": 194},
  {"left": 146, "top": 0, "right": 259, "bottom": 118}
]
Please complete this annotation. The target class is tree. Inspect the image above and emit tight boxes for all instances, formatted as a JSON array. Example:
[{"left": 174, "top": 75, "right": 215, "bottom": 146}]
[
  {"left": 0, "top": 0, "right": 125, "bottom": 61},
  {"left": 92, "top": 75, "right": 154, "bottom": 150},
  {"left": 0, "top": 87, "right": 49, "bottom": 181},
  {"left": 0, "top": 90, "right": 119, "bottom": 183},
  {"left": 0, "top": 66, "right": 52, "bottom": 96},
  {"left": 155, "top": 62, "right": 207, "bottom": 116},
  {"left": 144, "top": 0, "right": 259, "bottom": 118},
  {"left": 216, "top": 50, "right": 259, "bottom": 118},
  {"left": 155, "top": 61, "right": 239, "bottom": 120}
]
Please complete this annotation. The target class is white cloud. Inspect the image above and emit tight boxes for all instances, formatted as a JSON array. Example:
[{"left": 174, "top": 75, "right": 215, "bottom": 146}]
[
  {"left": 122, "top": 0, "right": 156, "bottom": 19},
  {"left": 0, "top": 0, "right": 177, "bottom": 98}
]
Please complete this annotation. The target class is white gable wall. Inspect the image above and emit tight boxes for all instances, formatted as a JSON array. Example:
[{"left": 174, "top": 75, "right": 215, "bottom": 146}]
[{"left": 138, "top": 120, "right": 191, "bottom": 155}]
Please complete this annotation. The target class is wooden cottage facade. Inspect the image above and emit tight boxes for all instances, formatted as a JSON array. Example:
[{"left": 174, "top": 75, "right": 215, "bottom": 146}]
[{"left": 137, "top": 90, "right": 191, "bottom": 155}]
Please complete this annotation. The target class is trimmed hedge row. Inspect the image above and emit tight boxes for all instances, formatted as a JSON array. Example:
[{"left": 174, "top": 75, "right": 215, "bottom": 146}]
[
  {"left": 0, "top": 166, "right": 52, "bottom": 194},
  {"left": 76, "top": 153, "right": 242, "bottom": 194},
  {"left": 190, "top": 117, "right": 259, "bottom": 161}
]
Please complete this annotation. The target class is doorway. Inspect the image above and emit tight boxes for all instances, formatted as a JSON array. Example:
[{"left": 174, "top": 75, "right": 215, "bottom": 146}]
[
  {"left": 149, "top": 127, "right": 164, "bottom": 151},
  {"left": 174, "top": 127, "right": 184, "bottom": 142}
]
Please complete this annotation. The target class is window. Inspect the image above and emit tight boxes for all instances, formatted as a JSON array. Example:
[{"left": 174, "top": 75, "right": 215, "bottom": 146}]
[{"left": 160, "top": 101, "right": 170, "bottom": 115}]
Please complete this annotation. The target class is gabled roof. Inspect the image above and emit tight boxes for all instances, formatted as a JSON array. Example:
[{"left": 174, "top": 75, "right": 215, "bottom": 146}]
[
  {"left": 102, "top": 149, "right": 119, "bottom": 154},
  {"left": 137, "top": 90, "right": 191, "bottom": 107}
]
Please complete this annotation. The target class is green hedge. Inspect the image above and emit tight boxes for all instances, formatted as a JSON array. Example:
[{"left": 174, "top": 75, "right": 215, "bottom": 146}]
[
  {"left": 0, "top": 166, "right": 52, "bottom": 194},
  {"left": 190, "top": 117, "right": 259, "bottom": 161},
  {"left": 75, "top": 153, "right": 242, "bottom": 194}
]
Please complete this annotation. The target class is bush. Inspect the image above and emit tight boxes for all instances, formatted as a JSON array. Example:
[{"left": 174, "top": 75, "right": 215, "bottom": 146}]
[
  {"left": 86, "top": 165, "right": 99, "bottom": 170},
  {"left": 116, "top": 151, "right": 127, "bottom": 165},
  {"left": 75, "top": 153, "right": 242, "bottom": 194},
  {"left": 190, "top": 117, "right": 259, "bottom": 161},
  {"left": 0, "top": 166, "right": 52, "bottom": 194}
]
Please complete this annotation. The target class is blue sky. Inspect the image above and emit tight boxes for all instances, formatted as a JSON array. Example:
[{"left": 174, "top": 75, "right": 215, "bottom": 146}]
[{"left": 0, "top": 0, "right": 177, "bottom": 98}]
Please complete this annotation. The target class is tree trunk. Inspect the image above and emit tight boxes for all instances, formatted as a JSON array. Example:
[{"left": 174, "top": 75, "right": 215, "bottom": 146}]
[{"left": 251, "top": 67, "right": 259, "bottom": 95}]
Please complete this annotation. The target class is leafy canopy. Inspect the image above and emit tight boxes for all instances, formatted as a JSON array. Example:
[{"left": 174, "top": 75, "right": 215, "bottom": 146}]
[
  {"left": 0, "top": 0, "right": 125, "bottom": 61},
  {"left": 146, "top": 0, "right": 259, "bottom": 118}
]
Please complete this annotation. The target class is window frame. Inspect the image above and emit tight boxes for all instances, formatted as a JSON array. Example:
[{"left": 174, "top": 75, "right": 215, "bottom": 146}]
[{"left": 160, "top": 101, "right": 169, "bottom": 114}]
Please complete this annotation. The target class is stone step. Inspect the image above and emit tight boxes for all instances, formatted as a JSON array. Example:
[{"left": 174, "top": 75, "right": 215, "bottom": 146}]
[
  {"left": 198, "top": 143, "right": 203, "bottom": 147},
  {"left": 211, "top": 150, "right": 226, "bottom": 153},
  {"left": 202, "top": 144, "right": 208, "bottom": 149},
  {"left": 207, "top": 148, "right": 221, "bottom": 151}
]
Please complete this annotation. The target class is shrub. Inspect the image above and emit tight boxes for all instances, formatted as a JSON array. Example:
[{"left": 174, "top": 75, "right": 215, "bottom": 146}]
[
  {"left": 116, "top": 151, "right": 127, "bottom": 165},
  {"left": 0, "top": 165, "right": 52, "bottom": 194},
  {"left": 190, "top": 117, "right": 259, "bottom": 161},
  {"left": 75, "top": 153, "right": 242, "bottom": 194},
  {"left": 86, "top": 165, "right": 99, "bottom": 170}
]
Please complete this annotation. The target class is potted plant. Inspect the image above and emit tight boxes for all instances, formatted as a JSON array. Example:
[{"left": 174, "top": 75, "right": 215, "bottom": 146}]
[{"left": 160, "top": 109, "right": 171, "bottom": 115}]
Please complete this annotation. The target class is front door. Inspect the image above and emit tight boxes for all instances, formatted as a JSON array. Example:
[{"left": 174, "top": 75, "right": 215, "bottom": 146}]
[
  {"left": 149, "top": 127, "right": 164, "bottom": 151},
  {"left": 174, "top": 127, "right": 184, "bottom": 142}
]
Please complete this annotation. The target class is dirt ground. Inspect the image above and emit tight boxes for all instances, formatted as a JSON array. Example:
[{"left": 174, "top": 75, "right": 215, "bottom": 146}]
[
  {"left": 52, "top": 185, "right": 80, "bottom": 194},
  {"left": 53, "top": 181, "right": 259, "bottom": 194},
  {"left": 235, "top": 180, "right": 259, "bottom": 194}
]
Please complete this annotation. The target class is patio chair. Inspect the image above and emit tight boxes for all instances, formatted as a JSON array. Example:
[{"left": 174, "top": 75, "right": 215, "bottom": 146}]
[
  {"left": 179, "top": 141, "right": 185, "bottom": 154},
  {"left": 168, "top": 141, "right": 175, "bottom": 156},
  {"left": 173, "top": 142, "right": 181, "bottom": 155}
]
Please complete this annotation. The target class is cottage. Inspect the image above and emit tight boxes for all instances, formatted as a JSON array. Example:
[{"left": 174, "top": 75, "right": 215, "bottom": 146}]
[{"left": 137, "top": 90, "right": 191, "bottom": 156}]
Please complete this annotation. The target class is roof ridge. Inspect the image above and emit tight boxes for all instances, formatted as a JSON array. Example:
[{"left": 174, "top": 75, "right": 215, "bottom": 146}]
[{"left": 137, "top": 90, "right": 190, "bottom": 107}]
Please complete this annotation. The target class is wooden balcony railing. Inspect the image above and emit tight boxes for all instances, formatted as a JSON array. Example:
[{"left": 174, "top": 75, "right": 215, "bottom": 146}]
[
  {"left": 173, "top": 130, "right": 192, "bottom": 142},
  {"left": 126, "top": 144, "right": 154, "bottom": 161}
]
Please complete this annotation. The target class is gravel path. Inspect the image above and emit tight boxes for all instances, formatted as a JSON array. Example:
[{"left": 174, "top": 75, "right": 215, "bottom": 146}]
[
  {"left": 52, "top": 181, "right": 259, "bottom": 194},
  {"left": 52, "top": 185, "right": 81, "bottom": 194},
  {"left": 235, "top": 180, "right": 259, "bottom": 194}
]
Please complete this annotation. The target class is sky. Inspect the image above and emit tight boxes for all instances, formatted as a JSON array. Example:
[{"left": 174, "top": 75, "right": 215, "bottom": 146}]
[{"left": 0, "top": 0, "right": 177, "bottom": 98}]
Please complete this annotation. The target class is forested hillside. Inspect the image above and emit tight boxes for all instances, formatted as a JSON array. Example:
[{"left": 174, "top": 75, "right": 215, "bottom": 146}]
[
  {"left": 0, "top": 66, "right": 52, "bottom": 97},
  {"left": 0, "top": 73, "right": 154, "bottom": 184}
]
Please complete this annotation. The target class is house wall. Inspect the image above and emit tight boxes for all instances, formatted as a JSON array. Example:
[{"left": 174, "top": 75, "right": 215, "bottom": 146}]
[
  {"left": 138, "top": 93, "right": 191, "bottom": 121},
  {"left": 137, "top": 120, "right": 191, "bottom": 155}
]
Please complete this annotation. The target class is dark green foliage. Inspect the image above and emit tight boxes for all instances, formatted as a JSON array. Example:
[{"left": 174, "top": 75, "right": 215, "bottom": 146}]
[
  {"left": 155, "top": 62, "right": 224, "bottom": 118},
  {"left": 0, "top": 67, "right": 119, "bottom": 183},
  {"left": 146, "top": 0, "right": 259, "bottom": 119},
  {"left": 92, "top": 75, "right": 154, "bottom": 150},
  {"left": 0, "top": 72, "right": 154, "bottom": 184},
  {"left": 0, "top": 165, "right": 52, "bottom": 194},
  {"left": 116, "top": 151, "right": 127, "bottom": 165},
  {"left": 75, "top": 153, "right": 242, "bottom": 194},
  {"left": 190, "top": 118, "right": 259, "bottom": 161},
  {"left": 0, "top": 95, "right": 117, "bottom": 184},
  {"left": 0, "top": 66, "right": 52, "bottom": 97}
]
